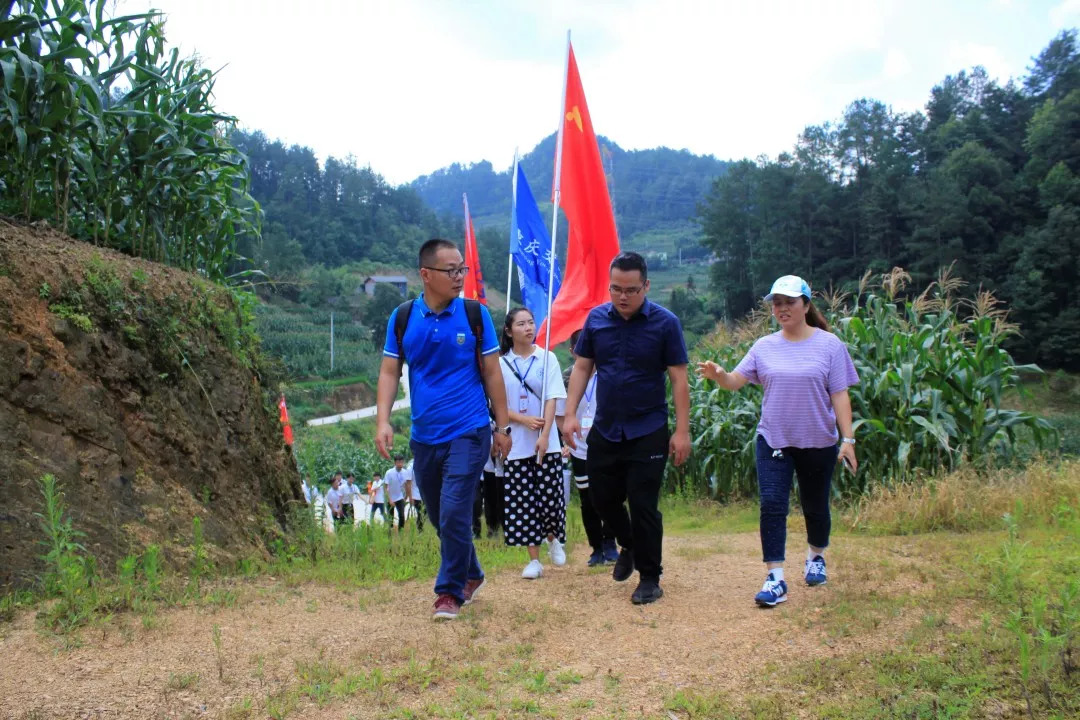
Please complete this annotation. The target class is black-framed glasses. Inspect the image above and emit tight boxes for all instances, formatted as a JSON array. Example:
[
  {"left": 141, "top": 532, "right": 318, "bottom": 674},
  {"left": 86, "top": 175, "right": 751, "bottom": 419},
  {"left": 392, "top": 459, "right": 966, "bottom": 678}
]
[
  {"left": 423, "top": 265, "right": 470, "bottom": 279},
  {"left": 608, "top": 284, "right": 643, "bottom": 297}
]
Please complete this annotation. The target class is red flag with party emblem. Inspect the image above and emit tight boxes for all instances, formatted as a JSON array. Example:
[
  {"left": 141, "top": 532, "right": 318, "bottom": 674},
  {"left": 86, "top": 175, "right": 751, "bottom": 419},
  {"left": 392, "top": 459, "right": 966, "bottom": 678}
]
[{"left": 537, "top": 42, "right": 620, "bottom": 348}]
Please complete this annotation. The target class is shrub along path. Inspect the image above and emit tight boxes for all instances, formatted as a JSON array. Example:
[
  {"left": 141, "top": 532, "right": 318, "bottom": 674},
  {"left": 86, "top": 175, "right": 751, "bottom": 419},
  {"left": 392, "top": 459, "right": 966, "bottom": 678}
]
[{"left": 5, "top": 503, "right": 1070, "bottom": 720}]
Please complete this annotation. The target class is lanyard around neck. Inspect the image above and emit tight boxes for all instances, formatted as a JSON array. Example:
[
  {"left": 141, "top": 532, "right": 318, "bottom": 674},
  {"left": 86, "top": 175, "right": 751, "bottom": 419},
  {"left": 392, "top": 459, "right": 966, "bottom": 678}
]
[{"left": 512, "top": 355, "right": 537, "bottom": 386}]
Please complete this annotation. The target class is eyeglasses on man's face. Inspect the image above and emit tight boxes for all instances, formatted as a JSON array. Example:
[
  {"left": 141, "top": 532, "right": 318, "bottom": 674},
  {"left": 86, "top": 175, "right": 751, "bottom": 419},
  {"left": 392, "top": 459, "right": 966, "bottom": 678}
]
[
  {"left": 608, "top": 284, "right": 643, "bottom": 297},
  {"left": 423, "top": 265, "right": 470, "bottom": 279}
]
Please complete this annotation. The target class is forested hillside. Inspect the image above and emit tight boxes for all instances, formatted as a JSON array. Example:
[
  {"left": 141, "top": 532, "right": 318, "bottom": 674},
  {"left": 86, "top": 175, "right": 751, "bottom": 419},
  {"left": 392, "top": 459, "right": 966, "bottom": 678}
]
[
  {"left": 411, "top": 134, "right": 728, "bottom": 258},
  {"left": 701, "top": 30, "right": 1080, "bottom": 370},
  {"left": 230, "top": 130, "right": 450, "bottom": 279}
]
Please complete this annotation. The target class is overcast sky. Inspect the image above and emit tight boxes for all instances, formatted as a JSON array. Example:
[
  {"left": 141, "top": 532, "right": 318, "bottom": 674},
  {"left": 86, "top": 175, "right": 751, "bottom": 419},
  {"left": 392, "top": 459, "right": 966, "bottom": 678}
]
[{"left": 118, "top": 0, "right": 1080, "bottom": 185}]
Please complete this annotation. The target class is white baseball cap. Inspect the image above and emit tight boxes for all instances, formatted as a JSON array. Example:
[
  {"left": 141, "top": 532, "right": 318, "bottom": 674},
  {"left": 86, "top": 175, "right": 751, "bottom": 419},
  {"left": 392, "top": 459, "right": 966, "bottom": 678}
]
[{"left": 764, "top": 275, "right": 812, "bottom": 301}]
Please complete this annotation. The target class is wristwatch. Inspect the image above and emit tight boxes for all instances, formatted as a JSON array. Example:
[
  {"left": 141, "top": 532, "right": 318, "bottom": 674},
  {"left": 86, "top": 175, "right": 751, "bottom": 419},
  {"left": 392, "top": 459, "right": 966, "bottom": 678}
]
[
  {"left": 841, "top": 437, "right": 856, "bottom": 445},
  {"left": 497, "top": 425, "right": 512, "bottom": 436}
]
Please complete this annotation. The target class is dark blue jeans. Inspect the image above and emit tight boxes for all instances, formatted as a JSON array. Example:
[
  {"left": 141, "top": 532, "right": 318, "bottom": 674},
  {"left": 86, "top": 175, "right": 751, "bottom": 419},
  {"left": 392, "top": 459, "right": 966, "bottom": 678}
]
[
  {"left": 411, "top": 426, "right": 490, "bottom": 603},
  {"left": 755, "top": 434, "right": 838, "bottom": 563}
]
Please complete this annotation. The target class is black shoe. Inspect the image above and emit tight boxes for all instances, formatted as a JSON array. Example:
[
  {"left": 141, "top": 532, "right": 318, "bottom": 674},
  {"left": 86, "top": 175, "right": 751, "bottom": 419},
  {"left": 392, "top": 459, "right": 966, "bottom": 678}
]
[
  {"left": 631, "top": 578, "right": 663, "bottom": 605},
  {"left": 612, "top": 548, "right": 634, "bottom": 582}
]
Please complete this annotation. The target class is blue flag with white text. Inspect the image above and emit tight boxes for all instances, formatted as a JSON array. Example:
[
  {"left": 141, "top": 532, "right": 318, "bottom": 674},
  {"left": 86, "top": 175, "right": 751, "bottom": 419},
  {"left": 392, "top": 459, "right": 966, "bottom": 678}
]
[{"left": 510, "top": 165, "right": 561, "bottom": 328}]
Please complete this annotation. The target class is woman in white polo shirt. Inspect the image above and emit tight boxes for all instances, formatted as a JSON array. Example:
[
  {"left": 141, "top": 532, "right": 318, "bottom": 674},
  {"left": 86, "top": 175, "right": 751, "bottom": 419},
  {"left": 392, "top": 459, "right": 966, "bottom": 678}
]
[{"left": 499, "top": 307, "right": 568, "bottom": 579}]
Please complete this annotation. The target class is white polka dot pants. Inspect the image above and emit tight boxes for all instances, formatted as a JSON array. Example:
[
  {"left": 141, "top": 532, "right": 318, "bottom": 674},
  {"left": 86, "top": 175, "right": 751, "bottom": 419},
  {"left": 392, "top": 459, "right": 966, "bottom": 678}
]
[{"left": 503, "top": 453, "right": 566, "bottom": 547}]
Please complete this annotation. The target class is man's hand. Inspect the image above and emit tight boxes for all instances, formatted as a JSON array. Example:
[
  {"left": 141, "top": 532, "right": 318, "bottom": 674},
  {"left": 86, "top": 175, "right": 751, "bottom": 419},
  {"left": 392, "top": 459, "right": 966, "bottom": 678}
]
[
  {"left": 375, "top": 421, "right": 394, "bottom": 459},
  {"left": 493, "top": 431, "right": 512, "bottom": 459},
  {"left": 669, "top": 428, "right": 691, "bottom": 467},
  {"left": 562, "top": 415, "right": 582, "bottom": 450}
]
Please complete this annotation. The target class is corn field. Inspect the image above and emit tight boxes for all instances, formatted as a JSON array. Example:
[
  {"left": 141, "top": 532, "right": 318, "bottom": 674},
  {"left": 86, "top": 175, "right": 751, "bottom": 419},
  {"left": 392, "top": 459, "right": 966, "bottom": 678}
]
[
  {"left": 675, "top": 267, "right": 1057, "bottom": 499},
  {"left": 256, "top": 303, "right": 381, "bottom": 381},
  {"left": 0, "top": 0, "right": 258, "bottom": 280},
  {"left": 292, "top": 424, "right": 383, "bottom": 489}
]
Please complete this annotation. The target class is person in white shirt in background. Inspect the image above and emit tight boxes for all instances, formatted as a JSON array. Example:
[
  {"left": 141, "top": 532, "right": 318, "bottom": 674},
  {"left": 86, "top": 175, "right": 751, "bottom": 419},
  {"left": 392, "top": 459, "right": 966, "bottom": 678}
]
[
  {"left": 368, "top": 471, "right": 387, "bottom": 523},
  {"left": 498, "top": 307, "right": 568, "bottom": 580},
  {"left": 341, "top": 472, "right": 359, "bottom": 525},
  {"left": 301, "top": 477, "right": 314, "bottom": 505},
  {"left": 404, "top": 459, "right": 424, "bottom": 532},
  {"left": 325, "top": 473, "right": 346, "bottom": 529},
  {"left": 384, "top": 455, "right": 410, "bottom": 532},
  {"left": 557, "top": 329, "right": 620, "bottom": 567}
]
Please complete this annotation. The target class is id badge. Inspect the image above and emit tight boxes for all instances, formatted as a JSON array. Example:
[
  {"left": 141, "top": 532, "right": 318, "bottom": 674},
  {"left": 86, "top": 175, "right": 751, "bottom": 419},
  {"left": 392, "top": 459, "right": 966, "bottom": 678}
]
[
  {"left": 581, "top": 415, "right": 593, "bottom": 433},
  {"left": 518, "top": 386, "right": 529, "bottom": 413}
]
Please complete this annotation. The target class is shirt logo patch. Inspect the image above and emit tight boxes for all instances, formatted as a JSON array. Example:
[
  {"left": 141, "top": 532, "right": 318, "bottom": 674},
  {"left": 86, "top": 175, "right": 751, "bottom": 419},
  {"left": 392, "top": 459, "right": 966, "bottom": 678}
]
[{"left": 456, "top": 332, "right": 466, "bottom": 345}]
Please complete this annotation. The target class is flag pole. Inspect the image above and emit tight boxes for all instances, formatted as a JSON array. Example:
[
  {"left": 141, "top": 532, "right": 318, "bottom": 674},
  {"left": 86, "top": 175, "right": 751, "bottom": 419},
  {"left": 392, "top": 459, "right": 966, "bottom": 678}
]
[
  {"left": 538, "top": 29, "right": 571, "bottom": 461},
  {"left": 507, "top": 147, "right": 519, "bottom": 314}
]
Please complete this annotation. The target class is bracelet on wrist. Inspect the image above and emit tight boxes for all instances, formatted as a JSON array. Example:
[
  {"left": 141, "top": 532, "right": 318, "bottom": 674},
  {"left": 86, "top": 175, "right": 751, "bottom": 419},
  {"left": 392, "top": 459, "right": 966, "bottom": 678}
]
[{"left": 841, "top": 437, "right": 856, "bottom": 445}]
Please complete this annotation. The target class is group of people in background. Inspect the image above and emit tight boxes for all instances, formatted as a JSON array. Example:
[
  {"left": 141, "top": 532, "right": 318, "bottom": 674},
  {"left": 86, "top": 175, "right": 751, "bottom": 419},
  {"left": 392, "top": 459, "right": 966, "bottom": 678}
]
[
  {"left": 375, "top": 237, "right": 859, "bottom": 620},
  {"left": 305, "top": 454, "right": 425, "bottom": 533}
]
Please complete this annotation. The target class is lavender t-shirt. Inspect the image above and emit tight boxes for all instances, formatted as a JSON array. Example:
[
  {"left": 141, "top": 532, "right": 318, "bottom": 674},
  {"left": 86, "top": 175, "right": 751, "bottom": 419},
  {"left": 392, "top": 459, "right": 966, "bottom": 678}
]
[{"left": 733, "top": 329, "right": 859, "bottom": 449}]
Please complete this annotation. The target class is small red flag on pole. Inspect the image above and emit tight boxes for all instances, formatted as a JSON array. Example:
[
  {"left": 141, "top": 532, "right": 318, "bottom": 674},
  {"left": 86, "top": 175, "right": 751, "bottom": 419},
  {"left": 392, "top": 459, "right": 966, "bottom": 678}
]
[
  {"left": 278, "top": 394, "right": 294, "bottom": 446},
  {"left": 462, "top": 193, "right": 488, "bottom": 305}
]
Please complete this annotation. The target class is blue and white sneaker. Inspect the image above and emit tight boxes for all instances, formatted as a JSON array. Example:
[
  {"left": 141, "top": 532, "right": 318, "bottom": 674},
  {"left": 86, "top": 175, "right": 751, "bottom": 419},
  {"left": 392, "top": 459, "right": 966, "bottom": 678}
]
[
  {"left": 754, "top": 573, "right": 788, "bottom": 607},
  {"left": 805, "top": 555, "right": 827, "bottom": 586},
  {"left": 602, "top": 539, "right": 619, "bottom": 564}
]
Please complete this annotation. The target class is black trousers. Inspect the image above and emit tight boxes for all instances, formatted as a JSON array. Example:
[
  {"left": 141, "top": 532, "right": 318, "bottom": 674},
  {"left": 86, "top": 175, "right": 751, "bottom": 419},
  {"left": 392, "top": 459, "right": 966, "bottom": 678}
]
[
  {"left": 570, "top": 455, "right": 614, "bottom": 552},
  {"left": 390, "top": 499, "right": 406, "bottom": 529},
  {"left": 473, "top": 471, "right": 505, "bottom": 537},
  {"left": 411, "top": 499, "right": 425, "bottom": 531},
  {"left": 587, "top": 426, "right": 668, "bottom": 580}
]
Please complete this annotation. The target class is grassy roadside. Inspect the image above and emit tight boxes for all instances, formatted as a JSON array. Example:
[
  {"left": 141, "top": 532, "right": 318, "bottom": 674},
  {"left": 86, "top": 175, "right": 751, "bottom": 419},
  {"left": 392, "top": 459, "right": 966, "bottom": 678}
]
[{"left": 4, "top": 460, "right": 1078, "bottom": 719}]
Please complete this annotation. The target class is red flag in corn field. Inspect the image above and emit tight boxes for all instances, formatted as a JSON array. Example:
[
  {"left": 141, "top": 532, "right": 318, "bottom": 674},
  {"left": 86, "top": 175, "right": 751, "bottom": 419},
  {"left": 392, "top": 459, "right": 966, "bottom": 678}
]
[
  {"left": 278, "top": 394, "right": 294, "bottom": 446},
  {"left": 462, "top": 193, "right": 487, "bottom": 305}
]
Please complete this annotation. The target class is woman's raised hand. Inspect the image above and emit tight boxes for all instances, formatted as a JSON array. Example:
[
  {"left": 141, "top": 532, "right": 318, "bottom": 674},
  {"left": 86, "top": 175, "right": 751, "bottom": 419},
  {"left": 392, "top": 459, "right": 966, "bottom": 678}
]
[{"left": 696, "top": 360, "right": 725, "bottom": 382}]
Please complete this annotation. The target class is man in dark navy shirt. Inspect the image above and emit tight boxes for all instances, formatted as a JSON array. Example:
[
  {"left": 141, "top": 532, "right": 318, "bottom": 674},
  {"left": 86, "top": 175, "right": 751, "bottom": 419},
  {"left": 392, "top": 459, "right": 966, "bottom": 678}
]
[{"left": 563, "top": 251, "right": 690, "bottom": 605}]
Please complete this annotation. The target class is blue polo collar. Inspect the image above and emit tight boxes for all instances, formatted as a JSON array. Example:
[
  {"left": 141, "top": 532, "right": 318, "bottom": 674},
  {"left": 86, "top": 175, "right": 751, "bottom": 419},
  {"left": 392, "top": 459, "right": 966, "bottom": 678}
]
[{"left": 418, "top": 293, "right": 459, "bottom": 317}]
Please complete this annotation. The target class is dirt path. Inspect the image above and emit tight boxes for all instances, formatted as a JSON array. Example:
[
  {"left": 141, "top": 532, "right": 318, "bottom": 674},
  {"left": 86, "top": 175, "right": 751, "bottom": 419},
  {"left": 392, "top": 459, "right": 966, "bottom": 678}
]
[{"left": 0, "top": 531, "right": 946, "bottom": 719}]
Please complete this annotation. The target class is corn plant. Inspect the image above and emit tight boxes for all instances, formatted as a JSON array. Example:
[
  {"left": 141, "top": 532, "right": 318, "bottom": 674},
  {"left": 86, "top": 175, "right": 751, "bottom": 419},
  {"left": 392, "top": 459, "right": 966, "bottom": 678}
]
[
  {"left": 678, "top": 267, "right": 1056, "bottom": 498},
  {"left": 0, "top": 0, "right": 259, "bottom": 280}
]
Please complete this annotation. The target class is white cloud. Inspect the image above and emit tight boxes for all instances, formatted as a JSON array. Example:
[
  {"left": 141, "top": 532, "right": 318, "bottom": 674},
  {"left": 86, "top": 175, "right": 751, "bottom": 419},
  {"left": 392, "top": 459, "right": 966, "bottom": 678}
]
[
  {"left": 1050, "top": 0, "right": 1080, "bottom": 28},
  {"left": 117, "top": 0, "right": 1056, "bottom": 183},
  {"left": 883, "top": 49, "right": 912, "bottom": 80},
  {"left": 946, "top": 42, "right": 1015, "bottom": 83}
]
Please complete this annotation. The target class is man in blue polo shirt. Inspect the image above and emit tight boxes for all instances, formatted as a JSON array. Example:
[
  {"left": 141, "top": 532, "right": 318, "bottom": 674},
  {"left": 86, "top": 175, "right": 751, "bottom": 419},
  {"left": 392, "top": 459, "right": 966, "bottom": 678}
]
[
  {"left": 562, "top": 251, "right": 691, "bottom": 605},
  {"left": 376, "top": 238, "right": 512, "bottom": 621}
]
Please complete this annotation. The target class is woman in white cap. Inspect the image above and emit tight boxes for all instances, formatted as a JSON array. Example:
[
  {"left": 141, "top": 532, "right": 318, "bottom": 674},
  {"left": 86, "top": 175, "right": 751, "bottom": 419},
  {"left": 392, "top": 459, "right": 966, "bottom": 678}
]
[{"left": 696, "top": 275, "right": 859, "bottom": 607}]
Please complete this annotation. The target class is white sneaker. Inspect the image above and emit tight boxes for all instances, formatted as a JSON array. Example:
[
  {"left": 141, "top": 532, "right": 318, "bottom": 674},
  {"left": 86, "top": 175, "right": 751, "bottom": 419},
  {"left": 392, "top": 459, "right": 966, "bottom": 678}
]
[
  {"left": 548, "top": 539, "right": 567, "bottom": 566},
  {"left": 521, "top": 559, "right": 543, "bottom": 579}
]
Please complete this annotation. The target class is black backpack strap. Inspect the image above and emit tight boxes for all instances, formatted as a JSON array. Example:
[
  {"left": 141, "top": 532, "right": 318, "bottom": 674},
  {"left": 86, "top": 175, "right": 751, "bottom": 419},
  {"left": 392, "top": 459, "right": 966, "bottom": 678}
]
[
  {"left": 463, "top": 299, "right": 496, "bottom": 421},
  {"left": 393, "top": 299, "right": 414, "bottom": 375},
  {"left": 463, "top": 299, "right": 485, "bottom": 375}
]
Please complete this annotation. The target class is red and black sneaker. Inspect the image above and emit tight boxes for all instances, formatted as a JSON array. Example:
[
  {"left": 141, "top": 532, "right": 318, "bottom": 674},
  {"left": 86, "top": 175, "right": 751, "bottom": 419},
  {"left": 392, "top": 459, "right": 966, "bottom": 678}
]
[
  {"left": 432, "top": 593, "right": 460, "bottom": 620},
  {"left": 463, "top": 577, "right": 485, "bottom": 605}
]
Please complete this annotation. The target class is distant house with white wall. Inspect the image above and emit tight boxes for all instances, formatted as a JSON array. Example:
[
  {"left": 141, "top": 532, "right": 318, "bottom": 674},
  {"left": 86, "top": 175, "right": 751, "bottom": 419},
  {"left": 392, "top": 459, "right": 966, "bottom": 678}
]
[{"left": 361, "top": 275, "right": 408, "bottom": 297}]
